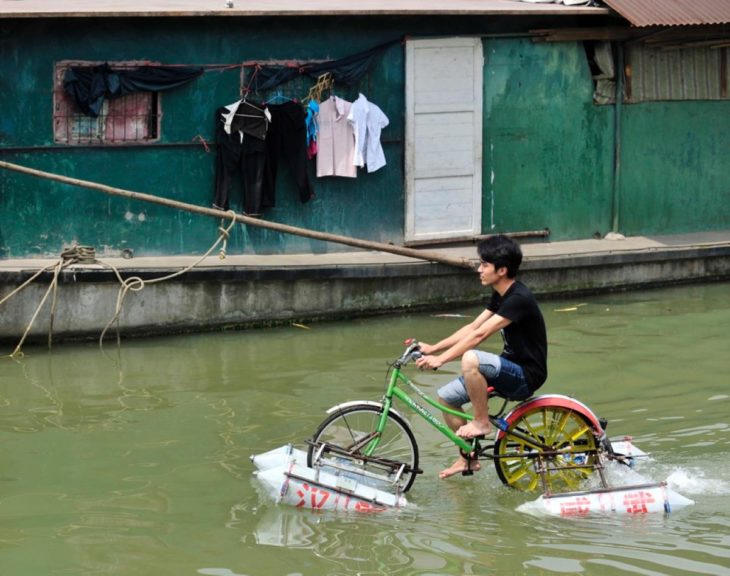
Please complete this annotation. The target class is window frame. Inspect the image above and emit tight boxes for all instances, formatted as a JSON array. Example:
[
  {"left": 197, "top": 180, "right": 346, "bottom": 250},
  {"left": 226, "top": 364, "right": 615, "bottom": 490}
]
[
  {"left": 53, "top": 60, "right": 162, "bottom": 146},
  {"left": 624, "top": 43, "right": 729, "bottom": 103}
]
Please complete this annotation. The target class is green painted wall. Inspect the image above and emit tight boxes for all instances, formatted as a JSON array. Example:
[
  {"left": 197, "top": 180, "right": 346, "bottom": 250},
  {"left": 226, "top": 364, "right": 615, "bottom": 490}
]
[
  {"left": 619, "top": 102, "right": 730, "bottom": 235},
  {"left": 482, "top": 39, "right": 614, "bottom": 240},
  {"left": 0, "top": 16, "right": 727, "bottom": 259},
  {"left": 481, "top": 39, "right": 730, "bottom": 241}
]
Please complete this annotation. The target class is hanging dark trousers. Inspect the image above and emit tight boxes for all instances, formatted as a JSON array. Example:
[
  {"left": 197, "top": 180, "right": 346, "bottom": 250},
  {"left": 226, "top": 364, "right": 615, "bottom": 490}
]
[
  {"left": 213, "top": 105, "right": 271, "bottom": 215},
  {"left": 264, "top": 101, "right": 315, "bottom": 206}
]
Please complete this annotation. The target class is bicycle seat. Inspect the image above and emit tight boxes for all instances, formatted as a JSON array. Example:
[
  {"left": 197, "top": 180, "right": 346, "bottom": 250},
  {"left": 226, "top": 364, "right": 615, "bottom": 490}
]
[
  {"left": 487, "top": 386, "right": 531, "bottom": 403},
  {"left": 487, "top": 386, "right": 501, "bottom": 399}
]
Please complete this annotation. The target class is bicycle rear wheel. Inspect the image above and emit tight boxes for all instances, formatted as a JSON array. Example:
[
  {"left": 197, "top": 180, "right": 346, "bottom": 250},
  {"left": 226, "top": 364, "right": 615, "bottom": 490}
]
[
  {"left": 307, "top": 404, "right": 419, "bottom": 493},
  {"left": 494, "top": 403, "right": 599, "bottom": 493}
]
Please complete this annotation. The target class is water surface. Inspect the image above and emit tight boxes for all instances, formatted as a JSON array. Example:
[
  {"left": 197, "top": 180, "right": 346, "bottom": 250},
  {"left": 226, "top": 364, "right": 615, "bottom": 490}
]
[{"left": 1, "top": 283, "right": 729, "bottom": 575}]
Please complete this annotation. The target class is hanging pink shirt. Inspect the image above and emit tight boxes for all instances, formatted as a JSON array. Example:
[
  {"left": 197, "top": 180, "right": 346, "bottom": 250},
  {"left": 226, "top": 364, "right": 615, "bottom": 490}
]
[{"left": 316, "top": 96, "right": 357, "bottom": 178}]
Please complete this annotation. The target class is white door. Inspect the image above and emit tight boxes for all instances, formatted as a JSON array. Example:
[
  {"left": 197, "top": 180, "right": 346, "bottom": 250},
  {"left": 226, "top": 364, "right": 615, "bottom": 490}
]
[{"left": 405, "top": 37, "right": 483, "bottom": 243}]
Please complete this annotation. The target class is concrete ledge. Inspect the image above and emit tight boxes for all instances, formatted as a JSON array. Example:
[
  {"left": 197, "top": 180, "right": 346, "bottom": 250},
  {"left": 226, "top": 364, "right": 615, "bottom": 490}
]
[
  {"left": 1, "top": 232, "right": 729, "bottom": 343},
  {"left": 0, "top": 261, "right": 483, "bottom": 343},
  {"left": 522, "top": 242, "right": 730, "bottom": 296}
]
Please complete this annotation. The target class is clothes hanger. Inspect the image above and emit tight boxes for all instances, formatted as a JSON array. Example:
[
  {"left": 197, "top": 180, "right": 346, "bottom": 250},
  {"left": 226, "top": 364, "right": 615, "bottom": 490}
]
[
  {"left": 303, "top": 72, "right": 334, "bottom": 104},
  {"left": 265, "top": 89, "right": 295, "bottom": 104}
]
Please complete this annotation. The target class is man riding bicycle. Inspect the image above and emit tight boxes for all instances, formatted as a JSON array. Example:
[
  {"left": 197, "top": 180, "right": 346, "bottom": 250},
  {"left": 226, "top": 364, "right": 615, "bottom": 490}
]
[{"left": 415, "top": 235, "right": 548, "bottom": 479}]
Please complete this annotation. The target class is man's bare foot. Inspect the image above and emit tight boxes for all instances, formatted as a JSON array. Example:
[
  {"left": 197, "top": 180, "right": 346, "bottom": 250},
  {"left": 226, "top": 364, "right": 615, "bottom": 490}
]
[
  {"left": 439, "top": 457, "right": 481, "bottom": 479},
  {"left": 456, "top": 421, "right": 493, "bottom": 438}
]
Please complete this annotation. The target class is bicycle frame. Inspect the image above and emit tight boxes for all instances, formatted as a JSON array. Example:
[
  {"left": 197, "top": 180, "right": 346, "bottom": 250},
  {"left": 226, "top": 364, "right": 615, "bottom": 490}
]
[
  {"left": 365, "top": 361, "right": 573, "bottom": 461},
  {"left": 368, "top": 363, "right": 491, "bottom": 457}
]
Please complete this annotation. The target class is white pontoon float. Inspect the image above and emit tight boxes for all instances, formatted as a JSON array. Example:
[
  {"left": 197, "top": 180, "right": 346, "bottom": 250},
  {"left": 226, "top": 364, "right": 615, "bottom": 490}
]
[
  {"left": 251, "top": 437, "right": 693, "bottom": 515},
  {"left": 252, "top": 444, "right": 408, "bottom": 512}
]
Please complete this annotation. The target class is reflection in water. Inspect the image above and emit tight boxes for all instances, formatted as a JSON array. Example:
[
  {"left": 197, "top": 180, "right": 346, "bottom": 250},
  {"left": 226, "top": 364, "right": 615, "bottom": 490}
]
[
  {"left": 245, "top": 504, "right": 435, "bottom": 572},
  {"left": 0, "top": 283, "right": 728, "bottom": 575}
]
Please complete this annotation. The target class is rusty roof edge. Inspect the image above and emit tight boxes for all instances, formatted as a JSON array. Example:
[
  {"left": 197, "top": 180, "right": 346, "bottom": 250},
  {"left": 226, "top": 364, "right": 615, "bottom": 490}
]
[{"left": 602, "top": 0, "right": 730, "bottom": 28}]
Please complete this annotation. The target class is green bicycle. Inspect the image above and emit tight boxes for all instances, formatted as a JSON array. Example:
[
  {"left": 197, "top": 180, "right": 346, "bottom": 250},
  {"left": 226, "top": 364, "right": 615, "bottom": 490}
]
[{"left": 308, "top": 340, "right": 616, "bottom": 495}]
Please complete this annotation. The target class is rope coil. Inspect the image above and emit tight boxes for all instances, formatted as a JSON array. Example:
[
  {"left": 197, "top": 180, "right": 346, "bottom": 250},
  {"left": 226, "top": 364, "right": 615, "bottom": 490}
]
[{"left": 60, "top": 245, "right": 97, "bottom": 264}]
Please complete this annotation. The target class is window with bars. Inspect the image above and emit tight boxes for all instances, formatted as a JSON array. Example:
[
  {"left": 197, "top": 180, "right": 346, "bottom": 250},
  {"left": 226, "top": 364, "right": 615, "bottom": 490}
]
[
  {"left": 53, "top": 61, "right": 160, "bottom": 145},
  {"left": 625, "top": 44, "right": 729, "bottom": 103}
]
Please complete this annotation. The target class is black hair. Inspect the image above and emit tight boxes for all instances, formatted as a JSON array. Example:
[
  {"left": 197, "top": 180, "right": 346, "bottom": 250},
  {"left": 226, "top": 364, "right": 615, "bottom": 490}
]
[{"left": 477, "top": 235, "right": 522, "bottom": 278}]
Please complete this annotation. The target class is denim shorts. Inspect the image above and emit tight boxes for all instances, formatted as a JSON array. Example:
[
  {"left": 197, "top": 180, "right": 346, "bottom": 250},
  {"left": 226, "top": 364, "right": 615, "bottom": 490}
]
[{"left": 437, "top": 350, "right": 531, "bottom": 406}]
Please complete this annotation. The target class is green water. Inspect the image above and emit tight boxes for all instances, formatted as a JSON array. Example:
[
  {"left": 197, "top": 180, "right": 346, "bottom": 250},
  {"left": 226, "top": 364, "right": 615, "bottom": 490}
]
[{"left": 1, "top": 283, "right": 729, "bottom": 575}]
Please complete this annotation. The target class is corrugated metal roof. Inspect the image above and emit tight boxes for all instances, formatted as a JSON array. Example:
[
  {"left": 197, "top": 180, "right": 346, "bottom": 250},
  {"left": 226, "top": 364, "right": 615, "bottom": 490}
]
[
  {"left": 603, "top": 0, "right": 730, "bottom": 27},
  {"left": 0, "top": 0, "right": 611, "bottom": 18}
]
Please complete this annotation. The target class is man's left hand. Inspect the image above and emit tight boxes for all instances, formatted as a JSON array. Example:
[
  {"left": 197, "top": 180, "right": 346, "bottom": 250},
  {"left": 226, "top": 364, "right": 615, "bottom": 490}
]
[{"left": 415, "top": 354, "right": 443, "bottom": 370}]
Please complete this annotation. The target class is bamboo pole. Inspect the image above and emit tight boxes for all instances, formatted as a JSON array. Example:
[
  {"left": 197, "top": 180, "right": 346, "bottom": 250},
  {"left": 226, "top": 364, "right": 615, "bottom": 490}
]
[{"left": 0, "top": 160, "right": 476, "bottom": 269}]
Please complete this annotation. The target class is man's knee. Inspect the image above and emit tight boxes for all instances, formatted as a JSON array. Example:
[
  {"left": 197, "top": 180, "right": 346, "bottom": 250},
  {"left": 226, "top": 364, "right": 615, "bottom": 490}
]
[
  {"left": 461, "top": 350, "right": 481, "bottom": 374},
  {"left": 463, "top": 350, "right": 502, "bottom": 385},
  {"left": 462, "top": 352, "right": 489, "bottom": 393}
]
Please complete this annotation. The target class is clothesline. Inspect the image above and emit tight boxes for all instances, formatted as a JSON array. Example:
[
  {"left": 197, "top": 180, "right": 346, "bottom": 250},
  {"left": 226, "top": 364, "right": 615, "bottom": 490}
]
[
  {"left": 125, "top": 37, "right": 399, "bottom": 77},
  {"left": 114, "top": 38, "right": 400, "bottom": 85}
]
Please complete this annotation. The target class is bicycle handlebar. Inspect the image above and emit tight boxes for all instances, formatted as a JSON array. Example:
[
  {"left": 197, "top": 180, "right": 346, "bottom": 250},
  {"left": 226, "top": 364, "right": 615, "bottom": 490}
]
[{"left": 396, "top": 339, "right": 423, "bottom": 366}]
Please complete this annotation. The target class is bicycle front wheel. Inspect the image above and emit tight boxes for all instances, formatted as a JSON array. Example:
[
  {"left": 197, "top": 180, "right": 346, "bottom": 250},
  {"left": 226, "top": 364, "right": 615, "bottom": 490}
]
[
  {"left": 494, "top": 404, "right": 599, "bottom": 493},
  {"left": 307, "top": 404, "right": 419, "bottom": 493}
]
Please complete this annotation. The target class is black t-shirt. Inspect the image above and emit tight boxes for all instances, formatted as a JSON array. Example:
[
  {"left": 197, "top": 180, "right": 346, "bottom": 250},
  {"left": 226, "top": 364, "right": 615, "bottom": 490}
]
[{"left": 486, "top": 281, "right": 548, "bottom": 392}]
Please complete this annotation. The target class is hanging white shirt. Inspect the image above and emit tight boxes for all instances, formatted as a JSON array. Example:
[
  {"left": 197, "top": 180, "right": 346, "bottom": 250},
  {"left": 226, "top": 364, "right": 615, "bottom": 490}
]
[{"left": 347, "top": 93, "right": 389, "bottom": 173}]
